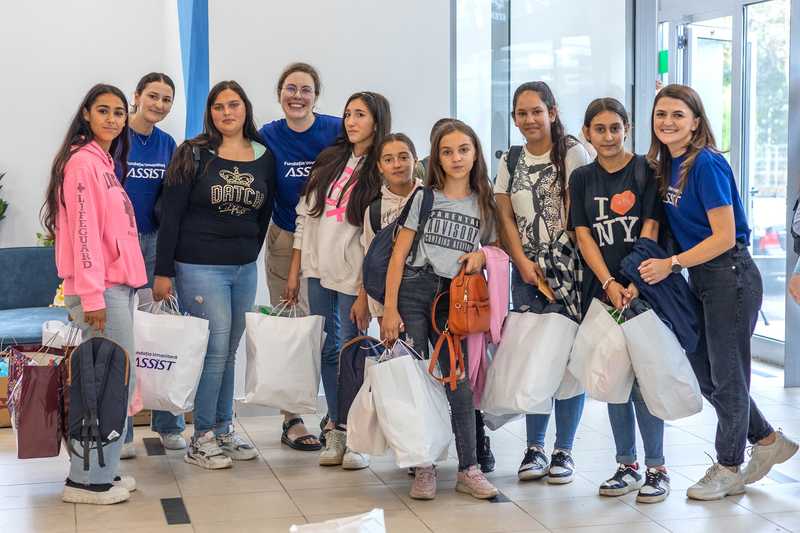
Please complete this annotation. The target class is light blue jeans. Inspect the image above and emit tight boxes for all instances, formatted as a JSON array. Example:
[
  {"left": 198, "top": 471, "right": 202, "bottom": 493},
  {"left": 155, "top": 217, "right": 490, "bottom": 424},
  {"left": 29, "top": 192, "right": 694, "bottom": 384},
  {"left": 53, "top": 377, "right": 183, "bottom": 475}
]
[
  {"left": 65, "top": 285, "right": 135, "bottom": 484},
  {"left": 138, "top": 231, "right": 185, "bottom": 437},
  {"left": 306, "top": 278, "right": 359, "bottom": 424},
  {"left": 175, "top": 261, "right": 256, "bottom": 437},
  {"left": 511, "top": 267, "right": 585, "bottom": 451},
  {"left": 607, "top": 381, "right": 665, "bottom": 467}
]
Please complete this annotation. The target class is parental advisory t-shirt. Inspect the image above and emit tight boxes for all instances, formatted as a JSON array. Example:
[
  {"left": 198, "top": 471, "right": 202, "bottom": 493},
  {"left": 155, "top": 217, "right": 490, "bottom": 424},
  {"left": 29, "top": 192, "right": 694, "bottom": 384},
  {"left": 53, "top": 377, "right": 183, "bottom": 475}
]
[{"left": 404, "top": 190, "right": 495, "bottom": 279}]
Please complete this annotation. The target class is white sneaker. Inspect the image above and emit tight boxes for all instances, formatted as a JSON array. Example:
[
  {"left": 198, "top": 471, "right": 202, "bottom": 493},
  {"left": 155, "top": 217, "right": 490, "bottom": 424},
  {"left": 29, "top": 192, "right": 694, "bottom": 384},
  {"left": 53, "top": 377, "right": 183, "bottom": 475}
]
[
  {"left": 518, "top": 446, "right": 549, "bottom": 481},
  {"left": 160, "top": 433, "right": 187, "bottom": 450},
  {"left": 743, "top": 430, "right": 799, "bottom": 484},
  {"left": 687, "top": 463, "right": 745, "bottom": 501},
  {"left": 112, "top": 475, "right": 136, "bottom": 492},
  {"left": 119, "top": 442, "right": 136, "bottom": 459},
  {"left": 217, "top": 430, "right": 258, "bottom": 461},
  {"left": 63, "top": 483, "right": 130, "bottom": 505},
  {"left": 319, "top": 429, "right": 347, "bottom": 466},
  {"left": 184, "top": 432, "right": 233, "bottom": 470},
  {"left": 342, "top": 448, "right": 370, "bottom": 470}
]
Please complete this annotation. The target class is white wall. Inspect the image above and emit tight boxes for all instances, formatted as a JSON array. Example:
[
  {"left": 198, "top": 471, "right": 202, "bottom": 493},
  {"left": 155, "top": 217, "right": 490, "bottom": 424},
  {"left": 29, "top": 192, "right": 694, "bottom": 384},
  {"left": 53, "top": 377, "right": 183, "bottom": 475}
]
[{"left": 0, "top": 1, "right": 186, "bottom": 248}]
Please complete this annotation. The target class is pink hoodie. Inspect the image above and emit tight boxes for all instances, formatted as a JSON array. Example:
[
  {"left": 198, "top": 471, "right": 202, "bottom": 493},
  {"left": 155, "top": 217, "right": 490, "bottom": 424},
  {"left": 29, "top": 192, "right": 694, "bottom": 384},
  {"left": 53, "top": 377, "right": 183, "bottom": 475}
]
[{"left": 55, "top": 141, "right": 146, "bottom": 311}]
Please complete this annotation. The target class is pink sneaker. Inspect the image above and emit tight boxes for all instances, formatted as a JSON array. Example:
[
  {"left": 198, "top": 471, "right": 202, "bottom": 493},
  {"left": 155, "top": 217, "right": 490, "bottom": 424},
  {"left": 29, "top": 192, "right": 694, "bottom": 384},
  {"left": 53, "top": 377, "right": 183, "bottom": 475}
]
[
  {"left": 456, "top": 465, "right": 498, "bottom": 499},
  {"left": 409, "top": 466, "right": 437, "bottom": 500}
]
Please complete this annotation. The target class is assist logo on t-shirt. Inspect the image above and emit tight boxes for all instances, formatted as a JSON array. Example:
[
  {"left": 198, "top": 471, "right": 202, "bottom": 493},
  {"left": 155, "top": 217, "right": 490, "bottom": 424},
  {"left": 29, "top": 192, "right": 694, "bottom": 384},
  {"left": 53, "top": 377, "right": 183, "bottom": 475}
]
[
  {"left": 283, "top": 160, "right": 313, "bottom": 178},
  {"left": 664, "top": 185, "right": 681, "bottom": 207},
  {"left": 424, "top": 209, "right": 480, "bottom": 253},
  {"left": 593, "top": 191, "right": 639, "bottom": 247}
]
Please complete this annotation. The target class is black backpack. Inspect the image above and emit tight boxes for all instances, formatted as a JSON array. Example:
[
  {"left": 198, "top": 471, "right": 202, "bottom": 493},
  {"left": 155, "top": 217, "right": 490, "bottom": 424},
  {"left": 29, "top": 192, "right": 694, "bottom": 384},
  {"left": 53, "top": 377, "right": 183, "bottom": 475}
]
[
  {"left": 68, "top": 337, "right": 130, "bottom": 471},
  {"left": 363, "top": 187, "right": 434, "bottom": 304}
]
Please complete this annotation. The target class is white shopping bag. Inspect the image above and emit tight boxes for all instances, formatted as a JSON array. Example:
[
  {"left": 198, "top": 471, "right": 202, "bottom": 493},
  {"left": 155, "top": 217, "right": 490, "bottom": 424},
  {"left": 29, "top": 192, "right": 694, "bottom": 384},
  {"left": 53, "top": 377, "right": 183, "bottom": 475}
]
[
  {"left": 482, "top": 312, "right": 578, "bottom": 415},
  {"left": 243, "top": 307, "right": 324, "bottom": 413},
  {"left": 622, "top": 309, "right": 702, "bottom": 420},
  {"left": 346, "top": 359, "right": 388, "bottom": 455},
  {"left": 370, "top": 348, "right": 453, "bottom": 468},
  {"left": 567, "top": 299, "right": 634, "bottom": 403},
  {"left": 133, "top": 302, "right": 209, "bottom": 415},
  {"left": 290, "top": 509, "right": 385, "bottom": 533},
  {"left": 41, "top": 320, "right": 82, "bottom": 349}
]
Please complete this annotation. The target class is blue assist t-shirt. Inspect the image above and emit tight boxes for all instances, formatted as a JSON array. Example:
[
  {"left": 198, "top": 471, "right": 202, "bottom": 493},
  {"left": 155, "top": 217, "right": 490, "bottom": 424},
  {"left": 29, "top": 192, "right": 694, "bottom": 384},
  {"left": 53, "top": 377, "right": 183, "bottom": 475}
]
[
  {"left": 119, "top": 126, "right": 177, "bottom": 234},
  {"left": 258, "top": 113, "right": 341, "bottom": 232},
  {"left": 663, "top": 148, "right": 750, "bottom": 251}
]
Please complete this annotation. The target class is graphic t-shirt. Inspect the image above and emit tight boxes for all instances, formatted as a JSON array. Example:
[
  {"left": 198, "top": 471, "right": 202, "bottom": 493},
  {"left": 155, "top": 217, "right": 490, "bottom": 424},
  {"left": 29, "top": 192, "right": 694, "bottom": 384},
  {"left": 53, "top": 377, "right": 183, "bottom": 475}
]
[
  {"left": 493, "top": 141, "right": 592, "bottom": 257},
  {"left": 569, "top": 155, "right": 661, "bottom": 307},
  {"left": 663, "top": 148, "right": 750, "bottom": 251},
  {"left": 119, "top": 126, "right": 177, "bottom": 234},
  {"left": 258, "top": 114, "right": 341, "bottom": 232},
  {"left": 154, "top": 145, "right": 275, "bottom": 277},
  {"left": 404, "top": 190, "right": 496, "bottom": 279}
]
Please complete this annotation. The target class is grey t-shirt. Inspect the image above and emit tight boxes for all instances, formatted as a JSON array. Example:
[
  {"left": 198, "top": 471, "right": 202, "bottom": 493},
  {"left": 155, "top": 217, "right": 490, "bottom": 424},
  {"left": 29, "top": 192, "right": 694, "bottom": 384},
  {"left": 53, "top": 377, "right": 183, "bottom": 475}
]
[{"left": 403, "top": 190, "right": 496, "bottom": 279}]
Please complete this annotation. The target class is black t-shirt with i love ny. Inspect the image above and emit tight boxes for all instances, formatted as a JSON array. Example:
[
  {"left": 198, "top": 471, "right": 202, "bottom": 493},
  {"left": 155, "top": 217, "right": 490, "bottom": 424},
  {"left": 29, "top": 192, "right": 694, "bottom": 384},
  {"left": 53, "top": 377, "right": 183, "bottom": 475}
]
[{"left": 568, "top": 155, "right": 662, "bottom": 311}]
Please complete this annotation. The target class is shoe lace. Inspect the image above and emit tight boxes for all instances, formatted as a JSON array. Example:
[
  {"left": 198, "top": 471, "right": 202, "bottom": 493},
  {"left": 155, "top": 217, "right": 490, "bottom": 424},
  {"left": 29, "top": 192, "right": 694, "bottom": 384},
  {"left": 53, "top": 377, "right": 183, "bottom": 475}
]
[
  {"left": 416, "top": 467, "right": 436, "bottom": 482},
  {"left": 645, "top": 468, "right": 661, "bottom": 485},
  {"left": 699, "top": 453, "right": 724, "bottom": 483},
  {"left": 219, "top": 431, "right": 248, "bottom": 447}
]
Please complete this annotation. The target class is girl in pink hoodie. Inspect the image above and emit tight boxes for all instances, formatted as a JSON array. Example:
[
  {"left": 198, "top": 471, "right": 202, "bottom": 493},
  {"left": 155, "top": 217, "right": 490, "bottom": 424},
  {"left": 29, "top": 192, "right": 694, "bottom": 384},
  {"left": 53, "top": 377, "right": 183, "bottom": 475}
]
[{"left": 41, "top": 84, "right": 145, "bottom": 506}]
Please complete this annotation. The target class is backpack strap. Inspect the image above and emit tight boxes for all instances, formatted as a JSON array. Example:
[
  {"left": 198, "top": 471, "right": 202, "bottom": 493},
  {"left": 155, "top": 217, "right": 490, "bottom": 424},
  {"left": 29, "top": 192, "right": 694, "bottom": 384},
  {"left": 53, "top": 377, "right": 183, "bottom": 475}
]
[
  {"left": 369, "top": 196, "right": 382, "bottom": 234},
  {"left": 505, "top": 146, "right": 523, "bottom": 193},
  {"left": 395, "top": 187, "right": 434, "bottom": 264}
]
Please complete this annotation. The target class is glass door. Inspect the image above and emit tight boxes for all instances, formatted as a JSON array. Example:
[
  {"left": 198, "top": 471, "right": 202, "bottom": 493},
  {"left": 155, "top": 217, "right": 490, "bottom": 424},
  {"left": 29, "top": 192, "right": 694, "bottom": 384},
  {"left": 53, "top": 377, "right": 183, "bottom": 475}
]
[{"left": 743, "top": 0, "right": 791, "bottom": 341}]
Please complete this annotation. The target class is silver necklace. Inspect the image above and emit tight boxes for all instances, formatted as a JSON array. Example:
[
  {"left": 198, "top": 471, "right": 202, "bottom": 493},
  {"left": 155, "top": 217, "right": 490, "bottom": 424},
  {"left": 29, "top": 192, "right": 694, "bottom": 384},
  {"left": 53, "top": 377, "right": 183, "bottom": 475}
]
[{"left": 132, "top": 130, "right": 151, "bottom": 147}]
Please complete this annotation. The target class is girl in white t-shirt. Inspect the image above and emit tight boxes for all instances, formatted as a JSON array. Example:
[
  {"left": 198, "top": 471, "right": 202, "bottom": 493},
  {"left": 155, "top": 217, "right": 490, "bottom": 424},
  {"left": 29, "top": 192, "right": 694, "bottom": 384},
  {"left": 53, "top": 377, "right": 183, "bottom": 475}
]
[{"left": 494, "top": 81, "right": 591, "bottom": 486}]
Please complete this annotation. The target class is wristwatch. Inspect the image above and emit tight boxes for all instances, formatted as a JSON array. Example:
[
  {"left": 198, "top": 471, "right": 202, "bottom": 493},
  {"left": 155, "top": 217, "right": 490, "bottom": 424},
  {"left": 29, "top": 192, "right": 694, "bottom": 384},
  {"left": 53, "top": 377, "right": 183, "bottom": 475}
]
[{"left": 670, "top": 255, "right": 683, "bottom": 274}]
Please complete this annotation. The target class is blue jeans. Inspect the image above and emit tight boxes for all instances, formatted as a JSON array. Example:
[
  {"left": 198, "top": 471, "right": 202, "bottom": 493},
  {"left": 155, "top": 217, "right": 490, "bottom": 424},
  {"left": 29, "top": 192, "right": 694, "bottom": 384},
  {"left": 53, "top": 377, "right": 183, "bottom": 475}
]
[
  {"left": 307, "top": 278, "right": 359, "bottom": 424},
  {"left": 511, "top": 267, "right": 585, "bottom": 451},
  {"left": 688, "top": 244, "right": 773, "bottom": 466},
  {"left": 137, "top": 232, "right": 185, "bottom": 437},
  {"left": 65, "top": 285, "right": 135, "bottom": 484},
  {"left": 175, "top": 261, "right": 256, "bottom": 437},
  {"left": 607, "top": 382, "right": 665, "bottom": 467}
]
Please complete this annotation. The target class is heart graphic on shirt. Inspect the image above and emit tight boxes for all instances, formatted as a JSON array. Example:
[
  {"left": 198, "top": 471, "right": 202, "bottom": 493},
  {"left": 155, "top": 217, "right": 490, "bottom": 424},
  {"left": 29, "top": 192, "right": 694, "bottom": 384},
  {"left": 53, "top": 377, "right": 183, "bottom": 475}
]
[{"left": 610, "top": 190, "right": 636, "bottom": 216}]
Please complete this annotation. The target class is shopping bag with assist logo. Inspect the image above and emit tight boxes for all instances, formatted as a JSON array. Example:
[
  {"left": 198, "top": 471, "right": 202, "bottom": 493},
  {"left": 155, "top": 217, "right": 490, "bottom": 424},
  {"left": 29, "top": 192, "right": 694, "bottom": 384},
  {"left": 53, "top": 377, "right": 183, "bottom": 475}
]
[{"left": 133, "top": 297, "right": 209, "bottom": 415}]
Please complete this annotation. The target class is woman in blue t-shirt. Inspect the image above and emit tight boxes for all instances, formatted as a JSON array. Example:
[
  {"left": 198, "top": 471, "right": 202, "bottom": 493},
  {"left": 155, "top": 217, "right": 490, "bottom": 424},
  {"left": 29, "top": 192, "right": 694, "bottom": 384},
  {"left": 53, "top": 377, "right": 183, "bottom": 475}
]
[
  {"left": 121, "top": 72, "right": 184, "bottom": 458},
  {"left": 258, "top": 63, "right": 341, "bottom": 451},
  {"left": 640, "top": 84, "right": 797, "bottom": 501}
]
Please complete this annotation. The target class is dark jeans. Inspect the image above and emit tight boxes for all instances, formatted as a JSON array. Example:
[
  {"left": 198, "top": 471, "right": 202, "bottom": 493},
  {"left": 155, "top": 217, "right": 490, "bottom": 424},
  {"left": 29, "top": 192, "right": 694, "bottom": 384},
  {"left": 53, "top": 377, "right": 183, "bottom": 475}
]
[
  {"left": 397, "top": 265, "right": 477, "bottom": 470},
  {"left": 688, "top": 243, "right": 773, "bottom": 466},
  {"left": 511, "top": 267, "right": 585, "bottom": 451}
]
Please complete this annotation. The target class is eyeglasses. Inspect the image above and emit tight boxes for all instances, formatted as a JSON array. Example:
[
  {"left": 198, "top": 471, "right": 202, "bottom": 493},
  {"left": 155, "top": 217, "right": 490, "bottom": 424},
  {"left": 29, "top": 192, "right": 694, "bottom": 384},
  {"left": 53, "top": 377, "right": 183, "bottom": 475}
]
[{"left": 282, "top": 84, "right": 315, "bottom": 98}]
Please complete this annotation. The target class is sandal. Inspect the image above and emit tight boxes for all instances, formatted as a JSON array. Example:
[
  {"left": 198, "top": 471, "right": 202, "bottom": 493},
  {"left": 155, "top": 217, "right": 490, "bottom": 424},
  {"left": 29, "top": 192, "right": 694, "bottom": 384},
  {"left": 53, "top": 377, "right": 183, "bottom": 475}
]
[{"left": 281, "top": 418, "right": 322, "bottom": 451}]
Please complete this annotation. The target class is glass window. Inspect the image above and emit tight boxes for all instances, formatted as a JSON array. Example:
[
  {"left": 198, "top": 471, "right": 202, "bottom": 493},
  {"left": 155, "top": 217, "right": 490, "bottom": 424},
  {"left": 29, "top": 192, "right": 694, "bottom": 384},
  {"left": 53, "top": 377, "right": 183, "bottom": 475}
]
[{"left": 744, "top": 0, "right": 791, "bottom": 341}]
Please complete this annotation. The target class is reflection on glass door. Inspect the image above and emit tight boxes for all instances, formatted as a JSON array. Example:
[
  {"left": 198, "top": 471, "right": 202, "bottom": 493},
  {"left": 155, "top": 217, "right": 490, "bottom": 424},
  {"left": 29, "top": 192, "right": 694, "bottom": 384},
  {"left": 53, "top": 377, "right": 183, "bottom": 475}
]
[
  {"left": 684, "top": 16, "right": 733, "bottom": 156},
  {"left": 744, "top": 0, "right": 790, "bottom": 341}
]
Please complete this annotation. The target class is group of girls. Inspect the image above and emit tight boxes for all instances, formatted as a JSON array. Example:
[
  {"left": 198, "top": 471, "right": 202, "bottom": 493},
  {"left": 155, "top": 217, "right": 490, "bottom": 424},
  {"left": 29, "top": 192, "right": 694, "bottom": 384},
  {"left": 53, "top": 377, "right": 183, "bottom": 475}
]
[{"left": 44, "top": 60, "right": 797, "bottom": 506}]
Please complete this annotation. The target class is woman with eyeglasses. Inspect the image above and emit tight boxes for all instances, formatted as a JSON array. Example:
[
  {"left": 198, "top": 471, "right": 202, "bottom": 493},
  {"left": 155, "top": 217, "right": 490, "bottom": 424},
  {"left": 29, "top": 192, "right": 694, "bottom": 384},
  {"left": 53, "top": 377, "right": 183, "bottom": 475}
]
[{"left": 258, "top": 63, "right": 341, "bottom": 452}]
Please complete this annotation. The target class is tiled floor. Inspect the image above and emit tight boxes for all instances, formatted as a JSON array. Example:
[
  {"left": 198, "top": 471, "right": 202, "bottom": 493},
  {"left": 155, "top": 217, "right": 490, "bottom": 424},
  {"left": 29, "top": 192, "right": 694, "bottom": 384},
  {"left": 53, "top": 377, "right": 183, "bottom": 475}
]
[{"left": 4, "top": 362, "right": 800, "bottom": 532}]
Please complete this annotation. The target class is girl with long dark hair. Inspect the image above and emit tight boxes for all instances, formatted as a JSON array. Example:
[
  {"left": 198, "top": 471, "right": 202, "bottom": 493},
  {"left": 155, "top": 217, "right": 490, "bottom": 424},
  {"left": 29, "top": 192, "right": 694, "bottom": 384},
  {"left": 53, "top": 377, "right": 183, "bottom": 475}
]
[
  {"left": 641, "top": 84, "right": 797, "bottom": 500},
  {"left": 494, "top": 81, "right": 591, "bottom": 485},
  {"left": 381, "top": 120, "right": 499, "bottom": 501},
  {"left": 258, "top": 62, "right": 340, "bottom": 451},
  {"left": 286, "top": 91, "right": 390, "bottom": 469},
  {"left": 43, "top": 83, "right": 144, "bottom": 504},
  {"left": 152, "top": 81, "right": 275, "bottom": 470},
  {"left": 570, "top": 97, "right": 670, "bottom": 503}
]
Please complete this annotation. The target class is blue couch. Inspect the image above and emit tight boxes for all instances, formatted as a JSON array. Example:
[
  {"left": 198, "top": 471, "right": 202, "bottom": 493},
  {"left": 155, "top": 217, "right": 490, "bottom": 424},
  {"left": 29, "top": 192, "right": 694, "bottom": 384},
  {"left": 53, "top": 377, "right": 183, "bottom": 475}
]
[{"left": 0, "top": 246, "right": 69, "bottom": 346}]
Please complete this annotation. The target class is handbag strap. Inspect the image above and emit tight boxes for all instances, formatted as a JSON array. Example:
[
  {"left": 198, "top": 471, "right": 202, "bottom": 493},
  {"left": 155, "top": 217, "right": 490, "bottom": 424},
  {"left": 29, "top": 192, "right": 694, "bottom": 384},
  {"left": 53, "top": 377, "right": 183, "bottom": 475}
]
[
  {"left": 428, "top": 331, "right": 466, "bottom": 392},
  {"left": 430, "top": 290, "right": 450, "bottom": 335}
]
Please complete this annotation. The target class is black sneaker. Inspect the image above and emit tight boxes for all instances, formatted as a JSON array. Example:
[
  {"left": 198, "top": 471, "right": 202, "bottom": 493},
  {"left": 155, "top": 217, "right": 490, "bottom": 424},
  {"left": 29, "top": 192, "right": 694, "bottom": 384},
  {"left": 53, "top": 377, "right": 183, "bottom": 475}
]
[
  {"left": 477, "top": 436, "right": 495, "bottom": 473},
  {"left": 518, "top": 446, "right": 549, "bottom": 481},
  {"left": 547, "top": 450, "right": 575, "bottom": 484},
  {"left": 599, "top": 463, "right": 643, "bottom": 496},
  {"left": 637, "top": 467, "right": 671, "bottom": 503}
]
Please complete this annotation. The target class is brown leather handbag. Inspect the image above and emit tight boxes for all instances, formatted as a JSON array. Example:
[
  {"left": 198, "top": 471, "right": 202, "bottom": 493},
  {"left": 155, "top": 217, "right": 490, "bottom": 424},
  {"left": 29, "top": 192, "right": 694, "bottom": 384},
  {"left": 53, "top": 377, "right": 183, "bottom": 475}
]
[{"left": 429, "top": 267, "right": 491, "bottom": 390}]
